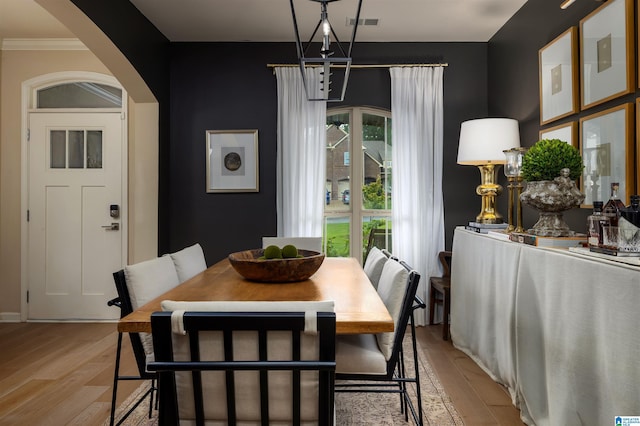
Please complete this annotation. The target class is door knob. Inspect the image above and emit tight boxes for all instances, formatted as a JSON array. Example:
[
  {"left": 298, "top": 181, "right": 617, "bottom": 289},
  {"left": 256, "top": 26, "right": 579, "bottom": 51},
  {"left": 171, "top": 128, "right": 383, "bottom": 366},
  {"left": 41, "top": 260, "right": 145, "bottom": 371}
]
[{"left": 102, "top": 222, "right": 120, "bottom": 231}]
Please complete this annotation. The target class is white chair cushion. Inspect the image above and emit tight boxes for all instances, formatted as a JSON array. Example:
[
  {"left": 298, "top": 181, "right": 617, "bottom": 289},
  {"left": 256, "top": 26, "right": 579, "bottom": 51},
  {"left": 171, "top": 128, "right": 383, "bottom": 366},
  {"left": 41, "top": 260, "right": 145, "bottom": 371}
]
[
  {"left": 168, "top": 243, "right": 207, "bottom": 282},
  {"left": 375, "top": 260, "right": 409, "bottom": 360},
  {"left": 363, "top": 247, "right": 388, "bottom": 289},
  {"left": 159, "top": 300, "right": 334, "bottom": 423},
  {"left": 262, "top": 237, "right": 322, "bottom": 253},
  {"left": 335, "top": 334, "right": 387, "bottom": 375},
  {"left": 124, "top": 256, "right": 180, "bottom": 355}
]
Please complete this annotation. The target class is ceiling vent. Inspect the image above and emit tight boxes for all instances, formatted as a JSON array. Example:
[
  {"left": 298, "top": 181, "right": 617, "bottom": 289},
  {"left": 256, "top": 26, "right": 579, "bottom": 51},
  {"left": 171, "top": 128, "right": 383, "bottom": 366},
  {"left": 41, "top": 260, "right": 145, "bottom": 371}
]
[{"left": 348, "top": 18, "right": 379, "bottom": 26}]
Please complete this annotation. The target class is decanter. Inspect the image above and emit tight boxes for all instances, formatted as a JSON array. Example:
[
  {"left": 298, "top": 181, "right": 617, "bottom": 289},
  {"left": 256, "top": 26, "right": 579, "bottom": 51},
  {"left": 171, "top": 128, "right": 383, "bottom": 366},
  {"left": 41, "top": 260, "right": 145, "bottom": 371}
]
[
  {"left": 603, "top": 182, "right": 625, "bottom": 226},
  {"left": 587, "top": 201, "right": 609, "bottom": 248}
]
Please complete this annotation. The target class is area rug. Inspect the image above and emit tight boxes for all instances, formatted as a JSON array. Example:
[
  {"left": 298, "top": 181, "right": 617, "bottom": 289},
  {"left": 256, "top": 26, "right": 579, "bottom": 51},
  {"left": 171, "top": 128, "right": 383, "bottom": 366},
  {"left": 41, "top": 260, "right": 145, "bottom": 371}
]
[{"left": 105, "top": 335, "right": 464, "bottom": 425}]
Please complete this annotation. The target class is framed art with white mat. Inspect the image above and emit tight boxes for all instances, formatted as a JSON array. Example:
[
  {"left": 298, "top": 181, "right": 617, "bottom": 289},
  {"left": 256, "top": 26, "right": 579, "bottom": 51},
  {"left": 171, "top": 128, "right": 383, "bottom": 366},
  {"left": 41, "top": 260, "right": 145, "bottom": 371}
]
[
  {"left": 580, "top": 0, "right": 635, "bottom": 110},
  {"left": 206, "top": 129, "right": 259, "bottom": 193},
  {"left": 539, "top": 121, "right": 578, "bottom": 149},
  {"left": 539, "top": 27, "right": 579, "bottom": 125},
  {"left": 579, "top": 103, "right": 635, "bottom": 208}
]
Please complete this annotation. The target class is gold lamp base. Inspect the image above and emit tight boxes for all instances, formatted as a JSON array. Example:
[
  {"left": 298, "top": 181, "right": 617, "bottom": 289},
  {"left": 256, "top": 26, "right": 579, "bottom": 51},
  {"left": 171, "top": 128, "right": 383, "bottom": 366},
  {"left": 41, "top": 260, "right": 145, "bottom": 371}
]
[{"left": 475, "top": 164, "right": 504, "bottom": 224}]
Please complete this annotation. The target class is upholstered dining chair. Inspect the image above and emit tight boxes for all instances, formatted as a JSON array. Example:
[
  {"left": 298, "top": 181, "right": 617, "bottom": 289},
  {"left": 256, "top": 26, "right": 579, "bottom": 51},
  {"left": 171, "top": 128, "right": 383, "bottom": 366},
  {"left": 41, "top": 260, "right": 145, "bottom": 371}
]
[
  {"left": 107, "top": 256, "right": 181, "bottom": 426},
  {"left": 362, "top": 246, "right": 388, "bottom": 289},
  {"left": 335, "top": 256, "right": 423, "bottom": 425},
  {"left": 149, "top": 300, "right": 336, "bottom": 425},
  {"left": 167, "top": 242, "right": 207, "bottom": 282},
  {"left": 262, "top": 236, "right": 323, "bottom": 252},
  {"left": 429, "top": 250, "right": 452, "bottom": 340}
]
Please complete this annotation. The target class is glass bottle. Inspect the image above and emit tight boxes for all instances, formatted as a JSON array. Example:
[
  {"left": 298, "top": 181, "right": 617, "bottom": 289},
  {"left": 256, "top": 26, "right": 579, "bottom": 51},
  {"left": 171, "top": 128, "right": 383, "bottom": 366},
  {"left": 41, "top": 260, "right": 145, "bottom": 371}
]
[
  {"left": 587, "top": 201, "right": 609, "bottom": 248},
  {"left": 603, "top": 182, "right": 625, "bottom": 226}
]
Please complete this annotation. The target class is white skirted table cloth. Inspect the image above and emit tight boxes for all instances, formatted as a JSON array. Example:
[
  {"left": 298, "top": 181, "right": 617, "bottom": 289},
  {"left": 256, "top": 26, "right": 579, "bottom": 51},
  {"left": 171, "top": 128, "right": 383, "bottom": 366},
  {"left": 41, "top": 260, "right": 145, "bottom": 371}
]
[{"left": 451, "top": 227, "right": 640, "bottom": 426}]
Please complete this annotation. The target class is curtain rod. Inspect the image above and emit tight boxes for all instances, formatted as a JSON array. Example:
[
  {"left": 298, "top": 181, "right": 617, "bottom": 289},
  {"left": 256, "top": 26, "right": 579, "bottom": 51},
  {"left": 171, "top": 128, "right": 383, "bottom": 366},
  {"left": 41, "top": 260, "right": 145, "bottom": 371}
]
[{"left": 266, "top": 63, "right": 448, "bottom": 69}]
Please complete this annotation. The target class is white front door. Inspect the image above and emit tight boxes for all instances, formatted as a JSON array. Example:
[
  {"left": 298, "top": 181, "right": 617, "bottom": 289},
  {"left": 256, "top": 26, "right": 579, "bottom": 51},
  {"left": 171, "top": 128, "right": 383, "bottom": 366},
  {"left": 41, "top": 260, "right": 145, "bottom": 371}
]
[{"left": 27, "top": 112, "right": 124, "bottom": 320}]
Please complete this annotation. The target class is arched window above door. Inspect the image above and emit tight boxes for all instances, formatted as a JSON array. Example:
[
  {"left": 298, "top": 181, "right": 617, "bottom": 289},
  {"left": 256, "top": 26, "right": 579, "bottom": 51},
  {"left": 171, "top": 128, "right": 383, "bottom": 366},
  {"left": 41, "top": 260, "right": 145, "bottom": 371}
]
[{"left": 37, "top": 82, "right": 122, "bottom": 108}]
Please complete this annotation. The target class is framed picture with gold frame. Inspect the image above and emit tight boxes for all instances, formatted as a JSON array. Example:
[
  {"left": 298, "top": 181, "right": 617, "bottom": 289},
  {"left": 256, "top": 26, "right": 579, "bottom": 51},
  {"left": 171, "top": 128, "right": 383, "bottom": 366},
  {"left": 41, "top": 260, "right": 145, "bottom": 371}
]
[
  {"left": 539, "top": 27, "right": 579, "bottom": 125},
  {"left": 579, "top": 103, "right": 635, "bottom": 208},
  {"left": 580, "top": 0, "right": 635, "bottom": 110},
  {"left": 539, "top": 121, "right": 578, "bottom": 149},
  {"left": 206, "top": 129, "right": 259, "bottom": 193}
]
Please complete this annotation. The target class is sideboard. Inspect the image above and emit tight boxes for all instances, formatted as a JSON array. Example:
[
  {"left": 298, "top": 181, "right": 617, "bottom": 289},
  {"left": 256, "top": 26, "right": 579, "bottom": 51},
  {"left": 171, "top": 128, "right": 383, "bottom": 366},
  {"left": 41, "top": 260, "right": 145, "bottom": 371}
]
[{"left": 451, "top": 227, "right": 640, "bottom": 426}]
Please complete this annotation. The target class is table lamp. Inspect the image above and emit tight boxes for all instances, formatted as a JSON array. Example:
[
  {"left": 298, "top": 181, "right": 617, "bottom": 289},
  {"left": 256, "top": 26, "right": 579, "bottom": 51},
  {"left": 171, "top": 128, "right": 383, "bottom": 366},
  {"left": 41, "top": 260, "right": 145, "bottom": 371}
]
[{"left": 457, "top": 118, "right": 521, "bottom": 224}]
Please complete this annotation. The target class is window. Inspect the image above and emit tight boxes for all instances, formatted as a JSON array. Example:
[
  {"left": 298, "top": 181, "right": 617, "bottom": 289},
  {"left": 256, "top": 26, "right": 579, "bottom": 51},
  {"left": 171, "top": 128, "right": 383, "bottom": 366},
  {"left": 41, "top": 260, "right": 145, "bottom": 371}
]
[
  {"left": 49, "top": 129, "right": 103, "bottom": 169},
  {"left": 36, "top": 81, "right": 121, "bottom": 171},
  {"left": 37, "top": 82, "right": 122, "bottom": 108},
  {"left": 324, "top": 107, "right": 392, "bottom": 263}
]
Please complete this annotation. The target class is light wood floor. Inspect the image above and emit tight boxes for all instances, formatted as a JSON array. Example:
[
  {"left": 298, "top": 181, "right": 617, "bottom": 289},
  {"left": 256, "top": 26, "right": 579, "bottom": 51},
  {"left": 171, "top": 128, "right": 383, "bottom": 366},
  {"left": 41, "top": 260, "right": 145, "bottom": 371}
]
[
  {"left": 0, "top": 322, "right": 524, "bottom": 425},
  {"left": 415, "top": 326, "right": 524, "bottom": 426}
]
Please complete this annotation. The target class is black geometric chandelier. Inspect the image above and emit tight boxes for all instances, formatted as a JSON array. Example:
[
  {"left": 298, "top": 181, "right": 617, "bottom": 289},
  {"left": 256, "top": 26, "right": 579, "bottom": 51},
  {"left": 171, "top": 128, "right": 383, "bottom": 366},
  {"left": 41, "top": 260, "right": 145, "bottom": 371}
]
[{"left": 289, "top": 0, "right": 364, "bottom": 102}]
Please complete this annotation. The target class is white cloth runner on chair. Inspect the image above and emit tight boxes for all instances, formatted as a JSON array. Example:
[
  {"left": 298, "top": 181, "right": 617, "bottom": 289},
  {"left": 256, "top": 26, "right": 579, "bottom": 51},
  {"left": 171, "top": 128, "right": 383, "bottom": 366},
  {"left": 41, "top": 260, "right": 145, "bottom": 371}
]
[{"left": 162, "top": 300, "right": 335, "bottom": 335}]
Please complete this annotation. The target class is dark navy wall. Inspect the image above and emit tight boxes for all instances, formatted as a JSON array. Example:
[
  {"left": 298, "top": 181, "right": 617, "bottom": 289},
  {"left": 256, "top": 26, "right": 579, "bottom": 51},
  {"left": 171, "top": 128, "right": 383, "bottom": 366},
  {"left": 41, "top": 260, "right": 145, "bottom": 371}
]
[
  {"left": 70, "top": 0, "right": 173, "bottom": 253},
  {"left": 168, "top": 43, "right": 280, "bottom": 263},
  {"left": 168, "top": 42, "right": 488, "bottom": 262},
  {"left": 68, "top": 1, "right": 640, "bottom": 266}
]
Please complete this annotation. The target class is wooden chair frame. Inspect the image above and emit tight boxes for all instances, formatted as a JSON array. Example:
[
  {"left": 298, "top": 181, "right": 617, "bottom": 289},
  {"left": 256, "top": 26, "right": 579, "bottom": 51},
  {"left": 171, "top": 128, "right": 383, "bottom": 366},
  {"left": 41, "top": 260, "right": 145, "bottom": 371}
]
[
  {"left": 364, "top": 227, "right": 392, "bottom": 261},
  {"left": 428, "top": 251, "right": 452, "bottom": 340}
]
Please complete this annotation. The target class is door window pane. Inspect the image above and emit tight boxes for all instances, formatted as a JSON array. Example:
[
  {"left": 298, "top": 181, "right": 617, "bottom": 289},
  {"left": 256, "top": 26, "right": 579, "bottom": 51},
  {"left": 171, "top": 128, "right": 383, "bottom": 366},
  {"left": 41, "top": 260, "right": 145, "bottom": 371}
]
[
  {"left": 68, "top": 130, "right": 84, "bottom": 168},
  {"left": 324, "top": 216, "right": 351, "bottom": 257},
  {"left": 50, "top": 130, "right": 66, "bottom": 169},
  {"left": 362, "top": 113, "right": 392, "bottom": 211},
  {"left": 325, "top": 112, "right": 351, "bottom": 213},
  {"left": 86, "top": 131, "right": 103, "bottom": 169}
]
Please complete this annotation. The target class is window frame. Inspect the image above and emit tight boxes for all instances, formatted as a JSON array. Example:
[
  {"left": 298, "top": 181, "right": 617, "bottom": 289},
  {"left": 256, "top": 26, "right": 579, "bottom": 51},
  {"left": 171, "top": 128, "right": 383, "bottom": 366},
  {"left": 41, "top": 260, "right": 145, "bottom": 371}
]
[{"left": 324, "top": 106, "right": 392, "bottom": 264}]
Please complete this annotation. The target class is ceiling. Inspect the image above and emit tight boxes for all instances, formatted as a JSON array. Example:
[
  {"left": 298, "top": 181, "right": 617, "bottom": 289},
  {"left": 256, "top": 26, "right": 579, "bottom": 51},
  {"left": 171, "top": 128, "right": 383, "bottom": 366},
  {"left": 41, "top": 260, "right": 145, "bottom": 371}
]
[{"left": 1, "top": 0, "right": 529, "bottom": 43}]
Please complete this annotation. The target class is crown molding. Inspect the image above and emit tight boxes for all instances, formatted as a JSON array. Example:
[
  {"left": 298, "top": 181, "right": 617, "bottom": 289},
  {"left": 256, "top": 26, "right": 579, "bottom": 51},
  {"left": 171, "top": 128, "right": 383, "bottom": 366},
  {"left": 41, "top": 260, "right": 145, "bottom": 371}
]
[{"left": 1, "top": 38, "right": 87, "bottom": 51}]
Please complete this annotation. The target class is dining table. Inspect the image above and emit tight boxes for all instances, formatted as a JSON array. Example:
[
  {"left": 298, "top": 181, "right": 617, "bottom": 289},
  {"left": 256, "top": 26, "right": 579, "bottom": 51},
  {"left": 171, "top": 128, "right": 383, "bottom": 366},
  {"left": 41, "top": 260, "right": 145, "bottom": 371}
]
[{"left": 118, "top": 256, "right": 394, "bottom": 335}]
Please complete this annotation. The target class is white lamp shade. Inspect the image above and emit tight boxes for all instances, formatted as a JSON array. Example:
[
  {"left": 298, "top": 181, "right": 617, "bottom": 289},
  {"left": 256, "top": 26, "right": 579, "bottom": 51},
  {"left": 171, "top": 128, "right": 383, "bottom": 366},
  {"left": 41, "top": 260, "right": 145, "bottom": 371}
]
[{"left": 457, "top": 118, "right": 521, "bottom": 165}]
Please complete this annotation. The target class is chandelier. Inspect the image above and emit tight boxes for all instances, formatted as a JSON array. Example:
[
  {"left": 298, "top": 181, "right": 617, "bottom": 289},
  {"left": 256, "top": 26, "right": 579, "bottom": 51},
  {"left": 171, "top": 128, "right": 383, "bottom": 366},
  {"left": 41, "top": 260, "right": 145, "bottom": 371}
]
[{"left": 289, "top": 0, "right": 364, "bottom": 102}]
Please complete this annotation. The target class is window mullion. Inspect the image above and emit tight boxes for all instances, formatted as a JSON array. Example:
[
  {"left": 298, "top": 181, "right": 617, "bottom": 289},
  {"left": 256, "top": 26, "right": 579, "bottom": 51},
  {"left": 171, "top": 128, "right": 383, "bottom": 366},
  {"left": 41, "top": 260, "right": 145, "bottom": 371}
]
[{"left": 351, "top": 107, "right": 364, "bottom": 264}]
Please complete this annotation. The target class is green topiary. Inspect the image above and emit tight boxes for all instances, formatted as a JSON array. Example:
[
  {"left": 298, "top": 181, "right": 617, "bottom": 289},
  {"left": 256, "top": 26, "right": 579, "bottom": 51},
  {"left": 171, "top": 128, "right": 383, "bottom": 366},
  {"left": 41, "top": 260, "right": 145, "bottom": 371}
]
[{"left": 521, "top": 139, "right": 584, "bottom": 181}]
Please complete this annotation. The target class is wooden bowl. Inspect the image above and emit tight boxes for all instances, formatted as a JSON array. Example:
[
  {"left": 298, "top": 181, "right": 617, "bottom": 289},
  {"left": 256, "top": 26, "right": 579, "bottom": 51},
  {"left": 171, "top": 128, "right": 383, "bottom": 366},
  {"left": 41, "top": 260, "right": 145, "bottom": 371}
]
[{"left": 228, "top": 249, "right": 325, "bottom": 283}]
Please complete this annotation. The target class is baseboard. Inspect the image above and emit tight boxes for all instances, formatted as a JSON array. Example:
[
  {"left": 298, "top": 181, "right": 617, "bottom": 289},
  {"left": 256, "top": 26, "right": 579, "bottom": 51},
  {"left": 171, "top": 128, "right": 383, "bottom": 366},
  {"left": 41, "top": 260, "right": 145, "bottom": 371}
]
[{"left": 0, "top": 312, "right": 21, "bottom": 322}]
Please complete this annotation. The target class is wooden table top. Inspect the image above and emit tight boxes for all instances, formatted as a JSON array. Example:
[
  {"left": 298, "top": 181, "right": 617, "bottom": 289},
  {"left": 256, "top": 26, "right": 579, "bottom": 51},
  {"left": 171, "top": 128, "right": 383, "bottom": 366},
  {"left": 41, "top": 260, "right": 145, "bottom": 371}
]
[{"left": 118, "top": 257, "right": 394, "bottom": 335}]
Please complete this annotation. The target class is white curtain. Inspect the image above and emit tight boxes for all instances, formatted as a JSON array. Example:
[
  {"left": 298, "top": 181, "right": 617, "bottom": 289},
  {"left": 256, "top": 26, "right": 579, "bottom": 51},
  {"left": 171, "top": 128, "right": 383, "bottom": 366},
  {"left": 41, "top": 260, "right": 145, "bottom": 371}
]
[
  {"left": 390, "top": 66, "right": 445, "bottom": 325},
  {"left": 275, "top": 67, "right": 327, "bottom": 237}
]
